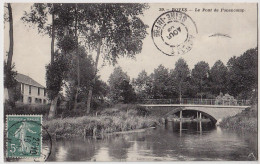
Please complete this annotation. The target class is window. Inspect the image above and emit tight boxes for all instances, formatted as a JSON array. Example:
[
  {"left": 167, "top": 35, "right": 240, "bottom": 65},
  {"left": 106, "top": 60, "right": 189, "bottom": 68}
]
[
  {"left": 43, "top": 99, "right": 46, "bottom": 104},
  {"left": 21, "top": 95, "right": 23, "bottom": 102},
  {"left": 44, "top": 89, "right": 46, "bottom": 96},
  {"left": 35, "top": 98, "right": 38, "bottom": 103},
  {"left": 38, "top": 88, "right": 40, "bottom": 96},
  {"left": 28, "top": 97, "right": 32, "bottom": 103},
  {"left": 39, "top": 99, "right": 42, "bottom": 104},
  {"left": 29, "top": 85, "right": 31, "bottom": 95},
  {"left": 21, "top": 83, "right": 24, "bottom": 94}
]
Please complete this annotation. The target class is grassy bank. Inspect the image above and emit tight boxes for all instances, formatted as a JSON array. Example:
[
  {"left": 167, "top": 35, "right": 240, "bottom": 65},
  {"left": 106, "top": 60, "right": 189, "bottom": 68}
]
[
  {"left": 219, "top": 105, "right": 257, "bottom": 132},
  {"left": 44, "top": 104, "right": 160, "bottom": 139}
]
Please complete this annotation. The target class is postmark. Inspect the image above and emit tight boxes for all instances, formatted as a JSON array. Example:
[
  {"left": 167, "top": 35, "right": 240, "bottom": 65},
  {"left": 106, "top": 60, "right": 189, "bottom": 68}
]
[
  {"left": 151, "top": 11, "right": 198, "bottom": 56},
  {"left": 5, "top": 115, "right": 52, "bottom": 161}
]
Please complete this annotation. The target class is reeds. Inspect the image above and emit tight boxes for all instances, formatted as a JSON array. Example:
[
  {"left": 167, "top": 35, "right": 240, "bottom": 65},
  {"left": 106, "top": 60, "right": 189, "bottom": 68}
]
[{"left": 44, "top": 106, "right": 159, "bottom": 139}]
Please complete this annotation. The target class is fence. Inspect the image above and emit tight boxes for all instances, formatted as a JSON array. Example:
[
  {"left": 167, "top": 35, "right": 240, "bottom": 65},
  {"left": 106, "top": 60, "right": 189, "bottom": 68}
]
[{"left": 139, "top": 98, "right": 251, "bottom": 106}]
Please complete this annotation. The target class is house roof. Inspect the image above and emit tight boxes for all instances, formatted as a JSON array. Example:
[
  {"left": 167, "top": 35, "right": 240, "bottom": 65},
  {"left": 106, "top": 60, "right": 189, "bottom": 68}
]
[{"left": 15, "top": 73, "right": 45, "bottom": 88}]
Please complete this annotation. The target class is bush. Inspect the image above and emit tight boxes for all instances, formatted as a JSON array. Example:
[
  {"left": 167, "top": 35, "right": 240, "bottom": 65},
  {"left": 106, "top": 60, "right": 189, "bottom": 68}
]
[
  {"left": 219, "top": 105, "right": 257, "bottom": 132},
  {"left": 4, "top": 103, "right": 50, "bottom": 118},
  {"left": 44, "top": 114, "right": 159, "bottom": 139}
]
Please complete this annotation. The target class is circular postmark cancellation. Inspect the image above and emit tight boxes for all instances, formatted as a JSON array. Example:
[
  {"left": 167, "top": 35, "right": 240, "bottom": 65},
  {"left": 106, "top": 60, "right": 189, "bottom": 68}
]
[
  {"left": 152, "top": 11, "right": 198, "bottom": 56},
  {"left": 5, "top": 115, "right": 52, "bottom": 162}
]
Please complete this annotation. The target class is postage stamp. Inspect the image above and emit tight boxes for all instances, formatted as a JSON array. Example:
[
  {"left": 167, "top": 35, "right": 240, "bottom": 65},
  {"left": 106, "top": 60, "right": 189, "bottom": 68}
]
[
  {"left": 151, "top": 11, "right": 198, "bottom": 56},
  {"left": 6, "top": 115, "right": 42, "bottom": 158}
]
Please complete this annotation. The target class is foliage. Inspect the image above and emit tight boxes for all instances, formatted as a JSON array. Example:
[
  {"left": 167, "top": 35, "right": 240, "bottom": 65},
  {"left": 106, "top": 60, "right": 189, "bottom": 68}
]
[
  {"left": 4, "top": 61, "right": 17, "bottom": 89},
  {"left": 65, "top": 46, "right": 109, "bottom": 104},
  {"left": 227, "top": 48, "right": 258, "bottom": 100},
  {"left": 132, "top": 70, "right": 153, "bottom": 99},
  {"left": 4, "top": 103, "right": 50, "bottom": 118},
  {"left": 151, "top": 65, "right": 172, "bottom": 99},
  {"left": 79, "top": 3, "right": 149, "bottom": 64},
  {"left": 209, "top": 60, "right": 228, "bottom": 95},
  {"left": 219, "top": 105, "right": 257, "bottom": 132},
  {"left": 65, "top": 47, "right": 94, "bottom": 101},
  {"left": 22, "top": 3, "right": 60, "bottom": 36},
  {"left": 171, "top": 58, "right": 190, "bottom": 99},
  {"left": 23, "top": 3, "right": 149, "bottom": 113},
  {"left": 108, "top": 67, "right": 136, "bottom": 103},
  {"left": 44, "top": 104, "right": 158, "bottom": 139},
  {"left": 46, "top": 52, "right": 69, "bottom": 100},
  {"left": 191, "top": 61, "right": 210, "bottom": 98}
]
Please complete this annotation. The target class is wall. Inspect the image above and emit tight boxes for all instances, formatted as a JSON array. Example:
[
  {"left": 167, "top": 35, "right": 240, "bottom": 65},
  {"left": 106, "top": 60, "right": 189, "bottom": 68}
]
[{"left": 20, "top": 83, "right": 48, "bottom": 104}]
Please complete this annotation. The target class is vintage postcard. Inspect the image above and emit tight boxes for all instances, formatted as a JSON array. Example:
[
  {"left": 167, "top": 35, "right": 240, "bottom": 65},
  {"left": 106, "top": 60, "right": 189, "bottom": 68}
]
[{"left": 2, "top": 1, "right": 259, "bottom": 162}]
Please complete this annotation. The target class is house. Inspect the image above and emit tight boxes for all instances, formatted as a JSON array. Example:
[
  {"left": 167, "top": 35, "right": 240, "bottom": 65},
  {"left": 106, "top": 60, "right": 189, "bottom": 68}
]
[{"left": 15, "top": 73, "right": 48, "bottom": 104}]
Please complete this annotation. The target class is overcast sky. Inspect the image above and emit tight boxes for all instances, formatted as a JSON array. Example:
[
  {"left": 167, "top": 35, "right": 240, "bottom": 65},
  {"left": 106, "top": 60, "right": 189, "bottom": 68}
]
[{"left": 4, "top": 3, "right": 257, "bottom": 86}]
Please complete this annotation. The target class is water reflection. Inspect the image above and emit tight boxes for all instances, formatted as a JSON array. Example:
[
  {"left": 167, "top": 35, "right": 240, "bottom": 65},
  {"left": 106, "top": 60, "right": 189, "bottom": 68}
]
[{"left": 47, "top": 121, "right": 257, "bottom": 161}]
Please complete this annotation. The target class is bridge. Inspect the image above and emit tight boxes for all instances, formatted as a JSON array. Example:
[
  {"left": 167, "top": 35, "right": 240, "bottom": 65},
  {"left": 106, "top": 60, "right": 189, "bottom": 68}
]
[{"left": 139, "top": 98, "right": 251, "bottom": 124}]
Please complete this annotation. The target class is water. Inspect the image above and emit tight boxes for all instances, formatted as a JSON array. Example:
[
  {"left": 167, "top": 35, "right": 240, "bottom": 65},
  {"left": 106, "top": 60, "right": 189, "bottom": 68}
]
[{"left": 47, "top": 122, "right": 257, "bottom": 161}]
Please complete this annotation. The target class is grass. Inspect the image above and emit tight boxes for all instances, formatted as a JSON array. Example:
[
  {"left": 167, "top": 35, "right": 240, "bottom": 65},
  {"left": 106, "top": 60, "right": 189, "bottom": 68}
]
[
  {"left": 219, "top": 104, "right": 257, "bottom": 132},
  {"left": 44, "top": 104, "right": 160, "bottom": 139}
]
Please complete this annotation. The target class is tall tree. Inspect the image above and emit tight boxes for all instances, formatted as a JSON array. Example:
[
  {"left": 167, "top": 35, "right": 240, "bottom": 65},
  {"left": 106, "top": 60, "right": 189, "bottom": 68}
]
[
  {"left": 227, "top": 48, "right": 258, "bottom": 100},
  {"left": 133, "top": 70, "right": 153, "bottom": 100},
  {"left": 191, "top": 61, "right": 210, "bottom": 99},
  {"left": 23, "top": 4, "right": 77, "bottom": 118},
  {"left": 209, "top": 60, "right": 228, "bottom": 96},
  {"left": 152, "top": 65, "right": 171, "bottom": 99},
  {"left": 4, "top": 3, "right": 16, "bottom": 104},
  {"left": 79, "top": 4, "right": 149, "bottom": 113},
  {"left": 22, "top": 3, "right": 59, "bottom": 63},
  {"left": 65, "top": 46, "right": 95, "bottom": 104},
  {"left": 108, "top": 67, "right": 136, "bottom": 103},
  {"left": 172, "top": 58, "right": 190, "bottom": 102},
  {"left": 46, "top": 52, "right": 69, "bottom": 118},
  {"left": 23, "top": 4, "right": 64, "bottom": 118}
]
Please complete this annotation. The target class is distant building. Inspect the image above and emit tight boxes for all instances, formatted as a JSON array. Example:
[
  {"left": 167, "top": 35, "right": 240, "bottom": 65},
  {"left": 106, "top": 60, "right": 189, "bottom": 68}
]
[{"left": 15, "top": 73, "right": 48, "bottom": 104}]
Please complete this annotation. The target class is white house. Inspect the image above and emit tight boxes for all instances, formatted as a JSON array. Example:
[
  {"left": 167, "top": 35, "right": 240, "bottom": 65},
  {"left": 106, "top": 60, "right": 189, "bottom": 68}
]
[{"left": 15, "top": 73, "right": 48, "bottom": 104}]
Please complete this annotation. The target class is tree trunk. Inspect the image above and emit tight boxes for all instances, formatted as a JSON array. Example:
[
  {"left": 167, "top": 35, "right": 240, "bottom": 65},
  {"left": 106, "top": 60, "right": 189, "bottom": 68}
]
[
  {"left": 6, "top": 3, "right": 14, "bottom": 104},
  {"left": 86, "top": 41, "right": 101, "bottom": 114},
  {"left": 73, "top": 4, "right": 80, "bottom": 111},
  {"left": 48, "top": 4, "right": 57, "bottom": 119},
  {"left": 7, "top": 3, "right": 13, "bottom": 68},
  {"left": 48, "top": 96, "right": 58, "bottom": 119},
  {"left": 50, "top": 8, "right": 55, "bottom": 63},
  {"left": 179, "top": 86, "right": 182, "bottom": 104}
]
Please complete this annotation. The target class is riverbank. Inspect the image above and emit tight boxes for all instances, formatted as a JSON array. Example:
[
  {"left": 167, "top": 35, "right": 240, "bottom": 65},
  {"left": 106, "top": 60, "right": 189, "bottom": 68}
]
[
  {"left": 44, "top": 105, "right": 160, "bottom": 139},
  {"left": 219, "top": 105, "right": 257, "bottom": 132}
]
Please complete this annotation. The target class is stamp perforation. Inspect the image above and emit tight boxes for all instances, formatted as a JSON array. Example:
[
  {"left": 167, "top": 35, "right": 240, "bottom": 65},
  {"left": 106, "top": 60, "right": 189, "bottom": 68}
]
[{"left": 5, "top": 114, "right": 43, "bottom": 159}]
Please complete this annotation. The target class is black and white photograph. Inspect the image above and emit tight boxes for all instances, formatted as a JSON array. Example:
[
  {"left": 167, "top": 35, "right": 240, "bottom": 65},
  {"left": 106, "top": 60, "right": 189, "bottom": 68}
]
[{"left": 2, "top": 1, "right": 259, "bottom": 162}]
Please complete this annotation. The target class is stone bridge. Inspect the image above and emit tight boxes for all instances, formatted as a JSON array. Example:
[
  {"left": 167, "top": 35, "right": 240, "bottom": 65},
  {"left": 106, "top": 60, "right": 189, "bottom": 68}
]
[{"left": 140, "top": 104, "right": 250, "bottom": 124}]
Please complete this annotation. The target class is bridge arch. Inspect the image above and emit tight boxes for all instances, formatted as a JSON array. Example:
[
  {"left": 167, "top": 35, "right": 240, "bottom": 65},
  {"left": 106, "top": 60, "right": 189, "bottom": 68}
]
[{"left": 167, "top": 109, "right": 218, "bottom": 124}]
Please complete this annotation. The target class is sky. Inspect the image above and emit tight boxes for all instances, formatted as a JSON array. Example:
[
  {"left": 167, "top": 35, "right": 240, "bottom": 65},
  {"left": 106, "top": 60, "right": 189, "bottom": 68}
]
[{"left": 3, "top": 3, "right": 257, "bottom": 87}]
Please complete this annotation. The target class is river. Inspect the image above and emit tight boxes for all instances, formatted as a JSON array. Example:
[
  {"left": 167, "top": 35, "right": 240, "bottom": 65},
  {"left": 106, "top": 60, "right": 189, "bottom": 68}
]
[{"left": 45, "top": 121, "right": 258, "bottom": 161}]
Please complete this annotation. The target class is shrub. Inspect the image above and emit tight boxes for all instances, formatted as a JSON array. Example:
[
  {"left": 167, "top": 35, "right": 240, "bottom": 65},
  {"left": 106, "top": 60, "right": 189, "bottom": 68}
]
[{"left": 4, "top": 103, "right": 50, "bottom": 118}]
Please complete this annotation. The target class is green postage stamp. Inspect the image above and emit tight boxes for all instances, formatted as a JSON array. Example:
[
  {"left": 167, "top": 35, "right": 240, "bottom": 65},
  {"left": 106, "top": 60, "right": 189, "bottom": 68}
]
[{"left": 6, "top": 115, "right": 42, "bottom": 158}]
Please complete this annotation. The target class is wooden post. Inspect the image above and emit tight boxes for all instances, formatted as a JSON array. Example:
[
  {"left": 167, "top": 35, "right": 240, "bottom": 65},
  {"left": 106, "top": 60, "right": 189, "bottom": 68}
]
[
  {"left": 197, "top": 112, "right": 198, "bottom": 120},
  {"left": 180, "top": 120, "right": 182, "bottom": 137},
  {"left": 199, "top": 121, "right": 202, "bottom": 135},
  {"left": 180, "top": 110, "right": 182, "bottom": 120},
  {"left": 199, "top": 112, "right": 202, "bottom": 120}
]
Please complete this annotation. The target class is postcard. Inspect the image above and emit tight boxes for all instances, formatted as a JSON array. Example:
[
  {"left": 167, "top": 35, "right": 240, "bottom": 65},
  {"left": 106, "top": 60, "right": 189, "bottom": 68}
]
[{"left": 2, "top": 2, "right": 258, "bottom": 162}]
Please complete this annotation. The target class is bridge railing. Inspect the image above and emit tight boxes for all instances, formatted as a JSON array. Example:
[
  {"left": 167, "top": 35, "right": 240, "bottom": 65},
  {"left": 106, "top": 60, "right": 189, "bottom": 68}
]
[{"left": 139, "top": 98, "right": 251, "bottom": 106}]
